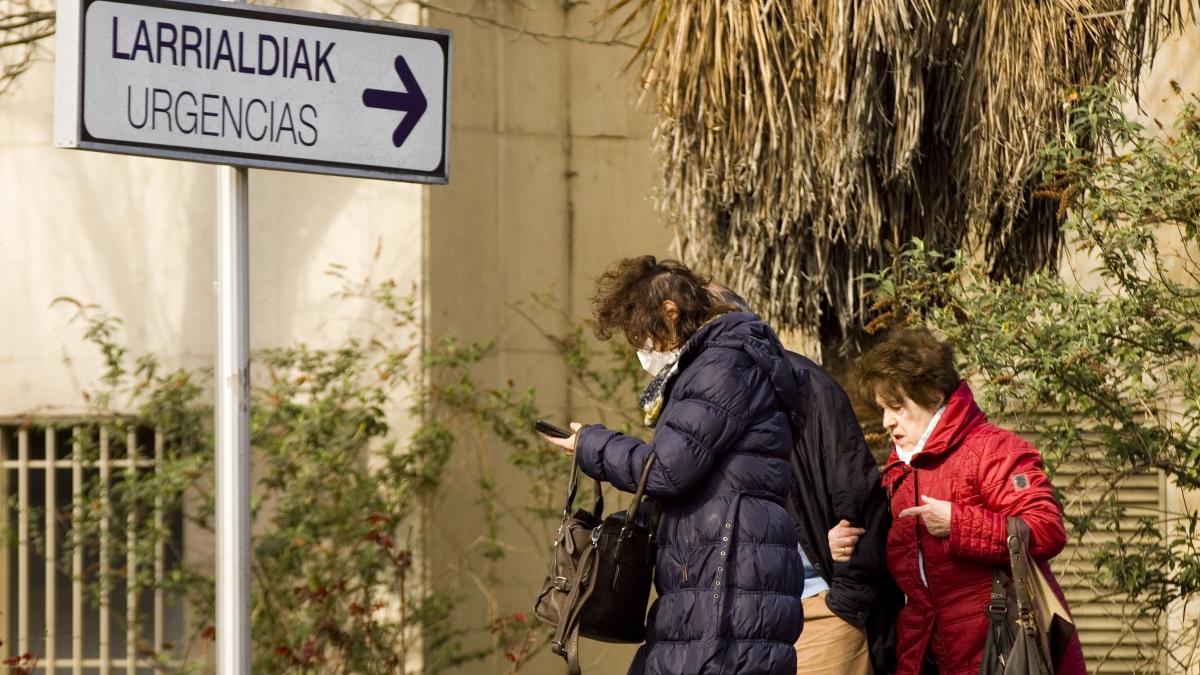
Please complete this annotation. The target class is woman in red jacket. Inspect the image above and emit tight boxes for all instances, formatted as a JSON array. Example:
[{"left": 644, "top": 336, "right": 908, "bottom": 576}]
[{"left": 838, "top": 329, "right": 1087, "bottom": 675}]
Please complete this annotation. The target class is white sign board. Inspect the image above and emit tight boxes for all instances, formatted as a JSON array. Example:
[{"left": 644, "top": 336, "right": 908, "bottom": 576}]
[{"left": 55, "top": 0, "right": 450, "bottom": 183}]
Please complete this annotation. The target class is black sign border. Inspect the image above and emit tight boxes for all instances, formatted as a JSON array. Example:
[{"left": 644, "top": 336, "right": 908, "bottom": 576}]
[{"left": 72, "top": 0, "right": 451, "bottom": 184}]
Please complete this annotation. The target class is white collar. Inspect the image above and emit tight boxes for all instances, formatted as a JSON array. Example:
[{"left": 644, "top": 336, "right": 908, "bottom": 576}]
[{"left": 896, "top": 404, "right": 947, "bottom": 465}]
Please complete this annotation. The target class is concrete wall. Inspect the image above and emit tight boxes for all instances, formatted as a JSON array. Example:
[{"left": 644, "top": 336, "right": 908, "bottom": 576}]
[
  {"left": 0, "top": 47, "right": 425, "bottom": 416},
  {"left": 0, "top": 2, "right": 425, "bottom": 668},
  {"left": 1, "top": 0, "right": 669, "bottom": 670}
]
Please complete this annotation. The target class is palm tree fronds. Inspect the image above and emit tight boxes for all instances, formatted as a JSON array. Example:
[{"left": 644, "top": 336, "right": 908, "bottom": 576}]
[{"left": 612, "top": 0, "right": 1197, "bottom": 336}]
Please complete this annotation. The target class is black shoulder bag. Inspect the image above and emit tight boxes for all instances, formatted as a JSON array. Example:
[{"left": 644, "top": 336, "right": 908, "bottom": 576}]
[{"left": 534, "top": 452, "right": 661, "bottom": 675}]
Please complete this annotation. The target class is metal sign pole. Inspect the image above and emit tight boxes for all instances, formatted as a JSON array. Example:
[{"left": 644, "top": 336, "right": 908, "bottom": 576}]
[
  {"left": 53, "top": 2, "right": 449, "bottom": 670},
  {"left": 215, "top": 163, "right": 251, "bottom": 674}
]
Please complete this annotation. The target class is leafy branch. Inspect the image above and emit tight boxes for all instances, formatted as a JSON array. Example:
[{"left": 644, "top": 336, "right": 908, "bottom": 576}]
[{"left": 866, "top": 83, "right": 1200, "bottom": 672}]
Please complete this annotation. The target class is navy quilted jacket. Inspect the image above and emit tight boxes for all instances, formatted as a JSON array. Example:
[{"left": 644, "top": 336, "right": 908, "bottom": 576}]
[{"left": 576, "top": 312, "right": 805, "bottom": 675}]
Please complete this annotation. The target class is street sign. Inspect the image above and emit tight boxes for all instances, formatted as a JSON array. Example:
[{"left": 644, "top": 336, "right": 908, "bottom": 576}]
[
  {"left": 55, "top": 0, "right": 451, "bottom": 183},
  {"left": 54, "top": 1, "right": 453, "bottom": 670}
]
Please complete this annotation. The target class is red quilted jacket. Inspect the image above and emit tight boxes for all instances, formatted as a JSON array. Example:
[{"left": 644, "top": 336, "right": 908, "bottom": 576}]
[{"left": 880, "top": 382, "right": 1088, "bottom": 675}]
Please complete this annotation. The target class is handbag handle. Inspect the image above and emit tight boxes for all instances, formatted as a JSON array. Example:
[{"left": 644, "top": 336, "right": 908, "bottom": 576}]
[
  {"left": 623, "top": 453, "right": 656, "bottom": 523},
  {"left": 616, "top": 453, "right": 659, "bottom": 550},
  {"left": 1007, "top": 516, "right": 1058, "bottom": 669},
  {"left": 1006, "top": 517, "right": 1038, "bottom": 629},
  {"left": 562, "top": 450, "right": 604, "bottom": 520}
]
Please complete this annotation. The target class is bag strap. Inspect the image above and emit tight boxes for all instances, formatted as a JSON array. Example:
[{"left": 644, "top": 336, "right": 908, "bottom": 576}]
[
  {"left": 623, "top": 453, "right": 657, "bottom": 521},
  {"left": 1007, "top": 517, "right": 1059, "bottom": 673},
  {"left": 985, "top": 568, "right": 1010, "bottom": 668},
  {"left": 1006, "top": 518, "right": 1038, "bottom": 633},
  {"left": 550, "top": 532, "right": 600, "bottom": 675},
  {"left": 562, "top": 450, "right": 604, "bottom": 520},
  {"left": 987, "top": 569, "right": 1008, "bottom": 620},
  {"left": 616, "top": 453, "right": 659, "bottom": 555}
]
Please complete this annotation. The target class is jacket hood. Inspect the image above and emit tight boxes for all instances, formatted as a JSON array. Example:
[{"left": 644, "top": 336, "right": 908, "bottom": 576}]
[
  {"left": 679, "top": 312, "right": 808, "bottom": 426},
  {"left": 678, "top": 311, "right": 761, "bottom": 357}
]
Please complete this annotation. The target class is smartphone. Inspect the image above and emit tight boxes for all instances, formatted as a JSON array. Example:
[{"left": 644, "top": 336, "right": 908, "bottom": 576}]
[{"left": 534, "top": 419, "right": 573, "bottom": 439}]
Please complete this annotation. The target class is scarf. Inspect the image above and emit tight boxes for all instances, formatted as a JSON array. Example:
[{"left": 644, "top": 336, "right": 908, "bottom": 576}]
[
  {"left": 639, "top": 358, "right": 682, "bottom": 428},
  {"left": 638, "top": 312, "right": 735, "bottom": 427}
]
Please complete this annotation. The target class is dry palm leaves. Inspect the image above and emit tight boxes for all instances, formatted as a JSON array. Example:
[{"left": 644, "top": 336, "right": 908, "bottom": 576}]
[{"left": 609, "top": 0, "right": 1196, "bottom": 336}]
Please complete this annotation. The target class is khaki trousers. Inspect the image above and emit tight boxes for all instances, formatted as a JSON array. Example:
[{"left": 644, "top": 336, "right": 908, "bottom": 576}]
[{"left": 794, "top": 591, "right": 871, "bottom": 675}]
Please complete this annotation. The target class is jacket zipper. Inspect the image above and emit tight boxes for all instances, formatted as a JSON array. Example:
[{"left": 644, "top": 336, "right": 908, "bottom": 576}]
[
  {"left": 913, "top": 468, "right": 930, "bottom": 664},
  {"left": 913, "top": 468, "right": 945, "bottom": 666},
  {"left": 682, "top": 564, "right": 688, "bottom": 583},
  {"left": 913, "top": 468, "right": 924, "bottom": 588}
]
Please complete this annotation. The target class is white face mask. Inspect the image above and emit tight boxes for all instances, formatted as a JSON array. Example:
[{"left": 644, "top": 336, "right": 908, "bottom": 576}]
[{"left": 637, "top": 343, "right": 680, "bottom": 377}]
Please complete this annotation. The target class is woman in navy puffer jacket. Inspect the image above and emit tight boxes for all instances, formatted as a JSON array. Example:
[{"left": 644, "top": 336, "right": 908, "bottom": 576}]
[{"left": 543, "top": 256, "right": 804, "bottom": 675}]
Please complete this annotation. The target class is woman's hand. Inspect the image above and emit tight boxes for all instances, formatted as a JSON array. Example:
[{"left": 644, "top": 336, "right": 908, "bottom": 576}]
[
  {"left": 829, "top": 519, "right": 866, "bottom": 562},
  {"left": 541, "top": 423, "right": 583, "bottom": 454},
  {"left": 898, "top": 495, "right": 953, "bottom": 537}
]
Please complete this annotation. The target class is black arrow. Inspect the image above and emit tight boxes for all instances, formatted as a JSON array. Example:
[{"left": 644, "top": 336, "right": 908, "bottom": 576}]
[{"left": 362, "top": 55, "right": 428, "bottom": 149}]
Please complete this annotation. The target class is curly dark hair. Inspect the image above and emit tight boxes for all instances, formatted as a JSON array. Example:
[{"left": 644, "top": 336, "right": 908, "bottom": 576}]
[
  {"left": 856, "top": 328, "right": 961, "bottom": 410},
  {"left": 591, "top": 256, "right": 736, "bottom": 349}
]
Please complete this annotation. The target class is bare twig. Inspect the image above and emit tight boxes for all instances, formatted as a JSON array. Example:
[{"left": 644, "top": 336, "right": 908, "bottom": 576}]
[{"left": 413, "top": 1, "right": 638, "bottom": 47}]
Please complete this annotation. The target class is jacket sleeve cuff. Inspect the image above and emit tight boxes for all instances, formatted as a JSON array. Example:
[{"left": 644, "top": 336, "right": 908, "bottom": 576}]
[
  {"left": 948, "top": 502, "right": 1009, "bottom": 564},
  {"left": 574, "top": 424, "right": 608, "bottom": 481},
  {"left": 825, "top": 578, "right": 874, "bottom": 627}
]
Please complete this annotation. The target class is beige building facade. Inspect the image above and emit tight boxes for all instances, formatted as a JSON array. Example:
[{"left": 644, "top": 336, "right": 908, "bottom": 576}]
[
  {"left": 1, "top": 0, "right": 667, "bottom": 672},
  {"left": 1, "top": 0, "right": 1199, "bottom": 673}
]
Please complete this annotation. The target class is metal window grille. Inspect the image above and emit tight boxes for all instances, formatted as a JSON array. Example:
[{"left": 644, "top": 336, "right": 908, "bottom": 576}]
[
  {"left": 0, "top": 422, "right": 185, "bottom": 674},
  {"left": 1050, "top": 460, "right": 1167, "bottom": 674}
]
